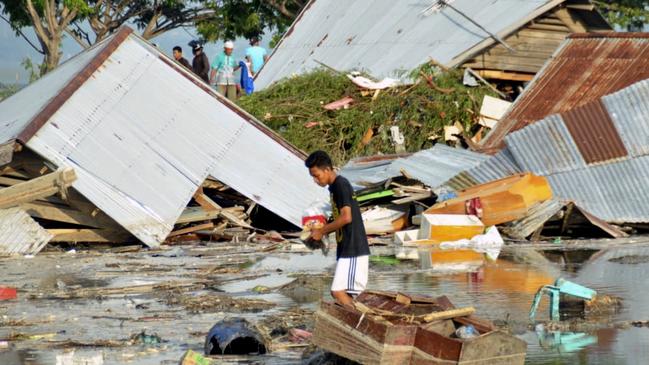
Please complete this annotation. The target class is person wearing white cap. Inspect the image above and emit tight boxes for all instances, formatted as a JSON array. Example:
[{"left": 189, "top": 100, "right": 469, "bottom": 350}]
[{"left": 210, "top": 40, "right": 240, "bottom": 100}]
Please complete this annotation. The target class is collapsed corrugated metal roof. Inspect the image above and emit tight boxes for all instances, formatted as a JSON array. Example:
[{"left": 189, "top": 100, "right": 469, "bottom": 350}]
[
  {"left": 255, "top": 0, "right": 605, "bottom": 90},
  {"left": 481, "top": 32, "right": 649, "bottom": 151},
  {"left": 340, "top": 144, "right": 488, "bottom": 190},
  {"left": 0, "top": 27, "right": 327, "bottom": 247},
  {"left": 448, "top": 148, "right": 522, "bottom": 191},
  {"left": 0, "top": 207, "right": 52, "bottom": 255},
  {"left": 502, "top": 79, "right": 649, "bottom": 223}
]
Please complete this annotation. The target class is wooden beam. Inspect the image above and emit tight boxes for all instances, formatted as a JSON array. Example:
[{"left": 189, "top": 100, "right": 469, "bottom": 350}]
[
  {"left": 60, "top": 190, "right": 123, "bottom": 231},
  {"left": 473, "top": 69, "right": 535, "bottom": 82},
  {"left": 554, "top": 8, "right": 589, "bottom": 33},
  {"left": 20, "top": 201, "right": 108, "bottom": 228},
  {"left": 0, "top": 168, "right": 76, "bottom": 209},
  {"left": 193, "top": 188, "right": 222, "bottom": 212},
  {"left": 566, "top": 4, "right": 595, "bottom": 11},
  {"left": 176, "top": 206, "right": 221, "bottom": 224},
  {"left": 167, "top": 222, "right": 214, "bottom": 238},
  {"left": 48, "top": 228, "right": 131, "bottom": 243},
  {"left": 193, "top": 189, "right": 252, "bottom": 228},
  {"left": 0, "top": 176, "right": 28, "bottom": 186},
  {"left": 0, "top": 140, "right": 15, "bottom": 167}
]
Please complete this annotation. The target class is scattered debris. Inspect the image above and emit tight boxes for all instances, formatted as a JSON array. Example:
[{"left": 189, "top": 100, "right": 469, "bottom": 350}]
[
  {"left": 312, "top": 291, "right": 527, "bottom": 364},
  {"left": 171, "top": 293, "right": 275, "bottom": 314},
  {"left": 609, "top": 255, "right": 649, "bottom": 265}
]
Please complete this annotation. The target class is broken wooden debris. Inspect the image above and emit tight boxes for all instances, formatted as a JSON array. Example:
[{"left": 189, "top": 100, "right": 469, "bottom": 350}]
[
  {"left": 312, "top": 291, "right": 527, "bottom": 365},
  {"left": 502, "top": 199, "right": 628, "bottom": 240},
  {"left": 0, "top": 167, "right": 76, "bottom": 209}
]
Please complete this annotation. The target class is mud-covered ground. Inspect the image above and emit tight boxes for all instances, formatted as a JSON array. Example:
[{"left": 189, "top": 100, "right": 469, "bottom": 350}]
[{"left": 1, "top": 236, "right": 649, "bottom": 364}]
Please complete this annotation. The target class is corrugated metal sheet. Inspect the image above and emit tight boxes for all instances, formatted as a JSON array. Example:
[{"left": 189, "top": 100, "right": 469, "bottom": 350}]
[
  {"left": 481, "top": 32, "right": 649, "bottom": 151},
  {"left": 502, "top": 79, "right": 649, "bottom": 223},
  {"left": 506, "top": 114, "right": 586, "bottom": 175},
  {"left": 0, "top": 27, "right": 327, "bottom": 246},
  {"left": 388, "top": 144, "right": 489, "bottom": 189},
  {"left": 256, "top": 0, "right": 566, "bottom": 89},
  {"left": 0, "top": 207, "right": 52, "bottom": 255},
  {"left": 448, "top": 148, "right": 521, "bottom": 190},
  {"left": 339, "top": 158, "right": 399, "bottom": 190},
  {"left": 0, "top": 41, "right": 106, "bottom": 143},
  {"left": 602, "top": 80, "right": 649, "bottom": 158},
  {"left": 340, "top": 144, "right": 488, "bottom": 190},
  {"left": 562, "top": 99, "right": 628, "bottom": 163}
]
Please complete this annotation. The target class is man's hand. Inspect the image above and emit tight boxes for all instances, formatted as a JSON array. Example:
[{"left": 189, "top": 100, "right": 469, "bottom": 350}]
[{"left": 310, "top": 227, "right": 324, "bottom": 241}]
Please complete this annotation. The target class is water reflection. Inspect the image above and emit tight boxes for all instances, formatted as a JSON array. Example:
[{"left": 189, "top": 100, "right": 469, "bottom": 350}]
[{"left": 368, "top": 244, "right": 649, "bottom": 364}]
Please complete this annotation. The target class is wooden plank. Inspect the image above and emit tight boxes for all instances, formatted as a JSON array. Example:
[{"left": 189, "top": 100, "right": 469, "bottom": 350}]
[
  {"left": 193, "top": 188, "right": 222, "bottom": 212},
  {"left": 176, "top": 206, "right": 221, "bottom": 224},
  {"left": 21, "top": 201, "right": 108, "bottom": 228},
  {"left": 528, "top": 23, "right": 570, "bottom": 32},
  {"left": 59, "top": 190, "right": 123, "bottom": 231},
  {"left": 517, "top": 28, "right": 570, "bottom": 40},
  {"left": 193, "top": 190, "right": 252, "bottom": 228},
  {"left": 168, "top": 222, "right": 214, "bottom": 238},
  {"left": 473, "top": 69, "right": 535, "bottom": 82},
  {"left": 48, "top": 228, "right": 131, "bottom": 243},
  {"left": 0, "top": 140, "right": 15, "bottom": 167},
  {"left": 0, "top": 168, "right": 76, "bottom": 209},
  {"left": 422, "top": 307, "right": 475, "bottom": 322},
  {"left": 555, "top": 8, "right": 589, "bottom": 33},
  {"left": 0, "top": 176, "right": 28, "bottom": 186}
]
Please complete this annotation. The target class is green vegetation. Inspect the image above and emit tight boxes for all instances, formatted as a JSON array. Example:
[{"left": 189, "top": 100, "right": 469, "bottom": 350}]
[
  {"left": 0, "top": 83, "right": 19, "bottom": 101},
  {"left": 238, "top": 67, "right": 496, "bottom": 164}
]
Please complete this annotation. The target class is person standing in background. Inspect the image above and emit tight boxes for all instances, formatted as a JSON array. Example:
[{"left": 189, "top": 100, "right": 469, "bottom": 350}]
[
  {"left": 245, "top": 37, "right": 268, "bottom": 75},
  {"left": 210, "top": 41, "right": 240, "bottom": 101},
  {"left": 191, "top": 43, "right": 210, "bottom": 83},
  {"left": 172, "top": 46, "right": 191, "bottom": 69}
]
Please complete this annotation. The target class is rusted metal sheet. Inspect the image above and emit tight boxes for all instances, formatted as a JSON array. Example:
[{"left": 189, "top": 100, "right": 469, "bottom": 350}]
[
  {"left": 562, "top": 100, "right": 628, "bottom": 164},
  {"left": 481, "top": 33, "right": 649, "bottom": 151},
  {"left": 506, "top": 114, "right": 586, "bottom": 175},
  {"left": 500, "top": 78, "right": 649, "bottom": 223},
  {"left": 0, "top": 207, "right": 52, "bottom": 255}
]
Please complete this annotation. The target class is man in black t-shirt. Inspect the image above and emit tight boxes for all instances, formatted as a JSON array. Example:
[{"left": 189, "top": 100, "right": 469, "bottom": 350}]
[{"left": 306, "top": 151, "right": 370, "bottom": 307}]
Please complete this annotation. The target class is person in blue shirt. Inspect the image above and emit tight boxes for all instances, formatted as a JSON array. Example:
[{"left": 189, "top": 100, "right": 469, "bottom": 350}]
[
  {"left": 245, "top": 37, "right": 268, "bottom": 75},
  {"left": 210, "top": 41, "right": 240, "bottom": 100}
]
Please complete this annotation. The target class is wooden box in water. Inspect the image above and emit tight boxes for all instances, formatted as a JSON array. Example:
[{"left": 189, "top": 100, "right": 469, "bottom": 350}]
[{"left": 312, "top": 291, "right": 527, "bottom": 365}]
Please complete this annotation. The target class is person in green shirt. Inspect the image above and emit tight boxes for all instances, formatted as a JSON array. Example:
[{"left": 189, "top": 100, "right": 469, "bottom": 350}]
[{"left": 210, "top": 41, "right": 240, "bottom": 101}]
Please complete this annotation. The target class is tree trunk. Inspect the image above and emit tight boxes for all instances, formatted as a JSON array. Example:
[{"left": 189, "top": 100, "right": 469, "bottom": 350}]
[{"left": 43, "top": 46, "right": 61, "bottom": 74}]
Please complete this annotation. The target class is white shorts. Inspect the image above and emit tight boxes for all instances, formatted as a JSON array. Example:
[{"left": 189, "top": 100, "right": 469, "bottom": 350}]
[{"left": 331, "top": 255, "right": 369, "bottom": 295}]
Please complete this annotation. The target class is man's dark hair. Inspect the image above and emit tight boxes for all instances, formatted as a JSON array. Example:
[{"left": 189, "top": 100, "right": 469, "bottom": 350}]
[
  {"left": 173, "top": 46, "right": 182, "bottom": 53},
  {"left": 249, "top": 37, "right": 259, "bottom": 45},
  {"left": 305, "top": 150, "right": 333, "bottom": 169}
]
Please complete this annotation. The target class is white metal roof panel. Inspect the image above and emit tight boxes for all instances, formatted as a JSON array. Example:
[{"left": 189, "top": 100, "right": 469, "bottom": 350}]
[
  {"left": 0, "top": 207, "right": 52, "bottom": 255},
  {"left": 256, "top": 0, "right": 557, "bottom": 89},
  {"left": 0, "top": 41, "right": 106, "bottom": 143},
  {"left": 0, "top": 28, "right": 327, "bottom": 246}
]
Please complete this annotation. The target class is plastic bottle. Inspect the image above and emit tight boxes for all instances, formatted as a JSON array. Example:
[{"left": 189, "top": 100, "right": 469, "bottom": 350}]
[{"left": 455, "top": 324, "right": 479, "bottom": 339}]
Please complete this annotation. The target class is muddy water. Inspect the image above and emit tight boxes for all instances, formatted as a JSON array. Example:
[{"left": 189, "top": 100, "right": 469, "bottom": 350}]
[
  {"left": 1, "top": 243, "right": 648, "bottom": 364},
  {"left": 369, "top": 245, "right": 649, "bottom": 365}
]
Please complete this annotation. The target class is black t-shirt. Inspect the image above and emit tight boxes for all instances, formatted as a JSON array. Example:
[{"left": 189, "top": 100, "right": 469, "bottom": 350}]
[{"left": 328, "top": 175, "right": 370, "bottom": 260}]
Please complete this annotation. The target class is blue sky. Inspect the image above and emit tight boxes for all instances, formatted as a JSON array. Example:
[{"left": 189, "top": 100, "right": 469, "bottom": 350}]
[{"left": 0, "top": 20, "right": 270, "bottom": 84}]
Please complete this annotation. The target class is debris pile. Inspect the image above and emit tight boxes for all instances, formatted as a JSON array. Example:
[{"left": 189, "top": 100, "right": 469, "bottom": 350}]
[{"left": 239, "top": 67, "right": 498, "bottom": 164}]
